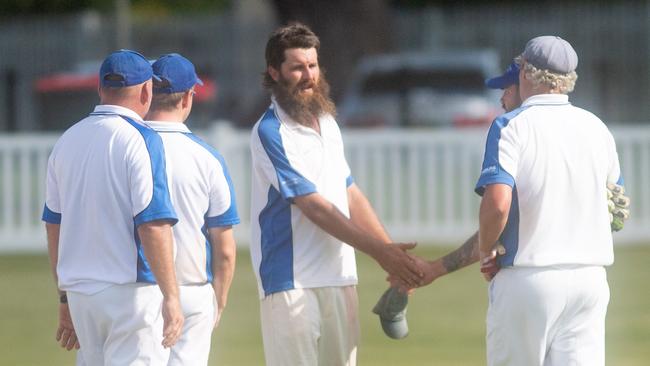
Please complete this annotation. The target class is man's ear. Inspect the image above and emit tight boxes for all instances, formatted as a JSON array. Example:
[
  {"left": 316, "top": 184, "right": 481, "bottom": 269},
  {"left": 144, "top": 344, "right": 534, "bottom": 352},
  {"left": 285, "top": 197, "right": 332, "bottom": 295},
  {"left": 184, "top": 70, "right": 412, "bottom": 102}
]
[
  {"left": 141, "top": 80, "right": 152, "bottom": 105},
  {"left": 268, "top": 65, "right": 280, "bottom": 82},
  {"left": 181, "top": 90, "right": 191, "bottom": 108}
]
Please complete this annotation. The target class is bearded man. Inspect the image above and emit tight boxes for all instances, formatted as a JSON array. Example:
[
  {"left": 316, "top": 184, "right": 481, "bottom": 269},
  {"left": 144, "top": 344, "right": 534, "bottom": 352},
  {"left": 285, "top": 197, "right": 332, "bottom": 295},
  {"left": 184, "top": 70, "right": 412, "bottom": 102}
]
[{"left": 249, "top": 23, "right": 425, "bottom": 366}]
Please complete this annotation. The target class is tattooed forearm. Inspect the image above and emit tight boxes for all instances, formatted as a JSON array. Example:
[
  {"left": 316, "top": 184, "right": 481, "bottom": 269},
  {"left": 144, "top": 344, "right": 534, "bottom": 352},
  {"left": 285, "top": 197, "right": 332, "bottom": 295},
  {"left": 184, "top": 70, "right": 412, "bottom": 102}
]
[{"left": 441, "top": 231, "right": 479, "bottom": 274}]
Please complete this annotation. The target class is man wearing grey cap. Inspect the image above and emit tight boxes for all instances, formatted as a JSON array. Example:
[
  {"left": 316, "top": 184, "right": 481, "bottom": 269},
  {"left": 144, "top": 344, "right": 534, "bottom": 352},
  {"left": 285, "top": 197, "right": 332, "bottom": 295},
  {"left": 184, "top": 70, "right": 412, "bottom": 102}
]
[
  {"left": 475, "top": 36, "right": 624, "bottom": 365},
  {"left": 375, "top": 59, "right": 525, "bottom": 341}
]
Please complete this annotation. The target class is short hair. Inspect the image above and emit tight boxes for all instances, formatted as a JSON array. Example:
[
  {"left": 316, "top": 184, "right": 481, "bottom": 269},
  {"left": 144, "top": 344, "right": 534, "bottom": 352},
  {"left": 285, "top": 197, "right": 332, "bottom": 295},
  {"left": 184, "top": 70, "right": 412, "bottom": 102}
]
[
  {"left": 99, "top": 82, "right": 142, "bottom": 102},
  {"left": 150, "top": 92, "right": 184, "bottom": 112},
  {"left": 263, "top": 22, "right": 320, "bottom": 88},
  {"left": 516, "top": 55, "right": 578, "bottom": 94},
  {"left": 149, "top": 78, "right": 185, "bottom": 111}
]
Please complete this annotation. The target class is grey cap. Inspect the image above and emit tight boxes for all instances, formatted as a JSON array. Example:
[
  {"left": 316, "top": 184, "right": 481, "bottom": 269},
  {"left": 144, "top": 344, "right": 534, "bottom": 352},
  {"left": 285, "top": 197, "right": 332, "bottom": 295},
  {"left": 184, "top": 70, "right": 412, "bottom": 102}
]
[
  {"left": 372, "top": 287, "right": 409, "bottom": 339},
  {"left": 522, "top": 36, "right": 578, "bottom": 73}
]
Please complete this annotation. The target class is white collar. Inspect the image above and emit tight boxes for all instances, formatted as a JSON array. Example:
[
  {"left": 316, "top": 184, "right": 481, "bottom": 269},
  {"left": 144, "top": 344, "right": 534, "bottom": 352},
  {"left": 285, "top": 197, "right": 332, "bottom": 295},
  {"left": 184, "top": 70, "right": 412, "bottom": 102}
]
[
  {"left": 270, "top": 96, "right": 332, "bottom": 132},
  {"left": 144, "top": 120, "right": 191, "bottom": 133},
  {"left": 91, "top": 105, "right": 144, "bottom": 122},
  {"left": 522, "top": 94, "right": 570, "bottom": 107}
]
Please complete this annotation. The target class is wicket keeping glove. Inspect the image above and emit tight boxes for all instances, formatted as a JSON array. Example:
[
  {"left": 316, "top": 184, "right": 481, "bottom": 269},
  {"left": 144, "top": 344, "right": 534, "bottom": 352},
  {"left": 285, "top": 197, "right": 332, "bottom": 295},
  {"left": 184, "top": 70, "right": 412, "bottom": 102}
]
[{"left": 607, "top": 183, "right": 630, "bottom": 232}]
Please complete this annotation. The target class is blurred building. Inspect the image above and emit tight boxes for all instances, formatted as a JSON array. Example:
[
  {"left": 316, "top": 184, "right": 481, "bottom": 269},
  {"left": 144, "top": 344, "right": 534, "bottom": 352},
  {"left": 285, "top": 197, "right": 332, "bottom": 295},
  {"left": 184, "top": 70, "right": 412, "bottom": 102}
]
[{"left": 0, "top": 1, "right": 649, "bottom": 131}]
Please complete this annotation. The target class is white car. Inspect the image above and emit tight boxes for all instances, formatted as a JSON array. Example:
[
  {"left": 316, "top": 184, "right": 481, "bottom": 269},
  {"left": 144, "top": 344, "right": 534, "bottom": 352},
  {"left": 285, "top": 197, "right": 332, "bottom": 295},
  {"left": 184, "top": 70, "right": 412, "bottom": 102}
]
[{"left": 338, "top": 50, "right": 503, "bottom": 128}]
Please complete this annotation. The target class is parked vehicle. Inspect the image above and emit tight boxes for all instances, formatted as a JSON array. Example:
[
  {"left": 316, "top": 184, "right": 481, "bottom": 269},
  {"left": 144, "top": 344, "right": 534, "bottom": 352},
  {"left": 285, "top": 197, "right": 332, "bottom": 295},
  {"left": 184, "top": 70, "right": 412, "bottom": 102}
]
[
  {"left": 338, "top": 50, "right": 503, "bottom": 128},
  {"left": 34, "top": 61, "right": 217, "bottom": 130}
]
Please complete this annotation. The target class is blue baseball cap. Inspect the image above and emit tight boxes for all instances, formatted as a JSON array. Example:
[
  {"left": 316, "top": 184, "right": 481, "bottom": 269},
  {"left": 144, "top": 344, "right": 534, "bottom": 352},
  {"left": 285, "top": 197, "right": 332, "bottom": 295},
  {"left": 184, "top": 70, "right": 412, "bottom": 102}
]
[
  {"left": 99, "top": 49, "right": 158, "bottom": 87},
  {"left": 152, "top": 53, "right": 203, "bottom": 94},
  {"left": 485, "top": 61, "right": 520, "bottom": 89}
]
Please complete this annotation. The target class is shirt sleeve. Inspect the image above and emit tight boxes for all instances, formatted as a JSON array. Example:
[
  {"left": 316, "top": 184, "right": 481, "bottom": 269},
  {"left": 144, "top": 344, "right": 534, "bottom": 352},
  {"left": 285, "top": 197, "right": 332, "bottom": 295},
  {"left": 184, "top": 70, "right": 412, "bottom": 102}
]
[
  {"left": 606, "top": 131, "right": 624, "bottom": 186},
  {"left": 42, "top": 152, "right": 62, "bottom": 224},
  {"left": 126, "top": 123, "right": 178, "bottom": 226},
  {"left": 205, "top": 153, "right": 240, "bottom": 227},
  {"left": 475, "top": 116, "right": 519, "bottom": 196},
  {"left": 254, "top": 120, "right": 316, "bottom": 201}
]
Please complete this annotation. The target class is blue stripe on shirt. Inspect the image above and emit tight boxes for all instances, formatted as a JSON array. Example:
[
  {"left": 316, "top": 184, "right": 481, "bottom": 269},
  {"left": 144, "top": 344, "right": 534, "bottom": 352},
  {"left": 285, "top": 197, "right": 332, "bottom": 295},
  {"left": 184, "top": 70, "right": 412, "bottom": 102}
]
[
  {"left": 183, "top": 133, "right": 241, "bottom": 227},
  {"left": 257, "top": 108, "right": 316, "bottom": 200},
  {"left": 475, "top": 107, "right": 529, "bottom": 196},
  {"left": 120, "top": 116, "right": 178, "bottom": 226},
  {"left": 119, "top": 115, "right": 177, "bottom": 283},
  {"left": 42, "top": 204, "right": 62, "bottom": 224},
  {"left": 259, "top": 185, "right": 294, "bottom": 296},
  {"left": 202, "top": 224, "right": 214, "bottom": 282},
  {"left": 133, "top": 222, "right": 156, "bottom": 283}
]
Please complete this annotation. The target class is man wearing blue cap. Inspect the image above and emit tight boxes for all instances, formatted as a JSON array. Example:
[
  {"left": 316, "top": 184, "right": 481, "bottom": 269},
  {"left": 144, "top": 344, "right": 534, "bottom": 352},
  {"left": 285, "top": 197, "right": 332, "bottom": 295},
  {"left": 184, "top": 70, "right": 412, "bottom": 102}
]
[
  {"left": 486, "top": 61, "right": 522, "bottom": 113},
  {"left": 476, "top": 36, "right": 624, "bottom": 365},
  {"left": 145, "top": 53, "right": 240, "bottom": 366},
  {"left": 43, "top": 49, "right": 184, "bottom": 364},
  {"left": 386, "top": 61, "right": 524, "bottom": 291},
  {"left": 378, "top": 61, "right": 525, "bottom": 336}
]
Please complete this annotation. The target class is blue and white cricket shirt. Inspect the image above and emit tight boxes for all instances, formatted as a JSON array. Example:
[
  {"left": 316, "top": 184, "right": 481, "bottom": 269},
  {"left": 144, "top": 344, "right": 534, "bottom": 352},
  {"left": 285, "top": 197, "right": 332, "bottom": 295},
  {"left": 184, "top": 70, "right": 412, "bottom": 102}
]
[
  {"left": 145, "top": 121, "right": 240, "bottom": 285},
  {"left": 42, "top": 105, "right": 177, "bottom": 295},
  {"left": 475, "top": 94, "right": 623, "bottom": 267},
  {"left": 250, "top": 98, "right": 358, "bottom": 299}
]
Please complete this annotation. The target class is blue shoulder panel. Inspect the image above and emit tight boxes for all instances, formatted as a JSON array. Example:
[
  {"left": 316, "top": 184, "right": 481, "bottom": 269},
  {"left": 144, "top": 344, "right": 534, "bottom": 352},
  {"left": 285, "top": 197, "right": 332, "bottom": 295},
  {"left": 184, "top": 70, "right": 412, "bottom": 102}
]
[
  {"left": 119, "top": 115, "right": 178, "bottom": 283},
  {"left": 475, "top": 107, "right": 529, "bottom": 196},
  {"left": 183, "top": 133, "right": 241, "bottom": 227},
  {"left": 257, "top": 108, "right": 316, "bottom": 200}
]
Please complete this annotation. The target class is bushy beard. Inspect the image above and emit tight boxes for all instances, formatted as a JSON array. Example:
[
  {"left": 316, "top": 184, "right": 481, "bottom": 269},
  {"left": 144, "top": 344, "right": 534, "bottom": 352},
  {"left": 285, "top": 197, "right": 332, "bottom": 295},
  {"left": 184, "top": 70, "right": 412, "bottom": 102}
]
[{"left": 271, "top": 74, "right": 336, "bottom": 126}]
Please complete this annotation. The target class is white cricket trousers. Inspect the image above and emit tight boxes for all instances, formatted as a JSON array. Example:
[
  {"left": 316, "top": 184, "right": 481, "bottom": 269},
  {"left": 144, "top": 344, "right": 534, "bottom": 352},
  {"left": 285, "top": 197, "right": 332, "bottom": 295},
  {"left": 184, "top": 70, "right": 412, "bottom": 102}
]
[
  {"left": 487, "top": 265, "right": 609, "bottom": 366},
  {"left": 168, "top": 283, "right": 217, "bottom": 366},
  {"left": 260, "top": 286, "right": 360, "bottom": 366},
  {"left": 68, "top": 283, "right": 168, "bottom": 366}
]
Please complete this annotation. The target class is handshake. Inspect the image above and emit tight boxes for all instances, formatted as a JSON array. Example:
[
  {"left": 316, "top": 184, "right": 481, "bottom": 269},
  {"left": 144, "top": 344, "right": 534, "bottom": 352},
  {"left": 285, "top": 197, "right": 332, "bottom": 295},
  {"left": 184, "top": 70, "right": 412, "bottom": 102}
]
[{"left": 607, "top": 183, "right": 630, "bottom": 232}]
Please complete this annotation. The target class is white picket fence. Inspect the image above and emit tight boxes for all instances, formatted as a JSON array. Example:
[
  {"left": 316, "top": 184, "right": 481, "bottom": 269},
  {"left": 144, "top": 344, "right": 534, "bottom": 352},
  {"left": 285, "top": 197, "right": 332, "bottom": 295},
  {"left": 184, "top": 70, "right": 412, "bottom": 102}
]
[{"left": 1, "top": 124, "right": 649, "bottom": 252}]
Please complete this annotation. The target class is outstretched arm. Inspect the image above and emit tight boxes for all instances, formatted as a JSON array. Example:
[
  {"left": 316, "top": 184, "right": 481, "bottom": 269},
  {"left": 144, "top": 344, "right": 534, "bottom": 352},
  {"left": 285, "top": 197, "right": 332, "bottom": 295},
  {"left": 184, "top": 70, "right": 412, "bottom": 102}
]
[
  {"left": 293, "top": 192, "right": 424, "bottom": 287},
  {"left": 440, "top": 231, "right": 480, "bottom": 275},
  {"left": 389, "top": 229, "right": 503, "bottom": 291},
  {"left": 347, "top": 183, "right": 391, "bottom": 243}
]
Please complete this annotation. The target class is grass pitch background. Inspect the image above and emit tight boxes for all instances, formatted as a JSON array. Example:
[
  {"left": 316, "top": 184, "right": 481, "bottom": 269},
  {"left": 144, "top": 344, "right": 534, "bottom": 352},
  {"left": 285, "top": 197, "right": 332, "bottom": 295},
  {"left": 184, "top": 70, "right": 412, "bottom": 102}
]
[{"left": 1, "top": 245, "right": 649, "bottom": 365}]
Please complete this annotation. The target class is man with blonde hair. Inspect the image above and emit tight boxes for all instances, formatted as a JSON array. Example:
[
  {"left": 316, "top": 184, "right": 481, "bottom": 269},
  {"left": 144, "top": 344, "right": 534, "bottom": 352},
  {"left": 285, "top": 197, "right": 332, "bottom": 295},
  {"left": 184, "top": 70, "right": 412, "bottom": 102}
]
[{"left": 475, "top": 36, "right": 624, "bottom": 365}]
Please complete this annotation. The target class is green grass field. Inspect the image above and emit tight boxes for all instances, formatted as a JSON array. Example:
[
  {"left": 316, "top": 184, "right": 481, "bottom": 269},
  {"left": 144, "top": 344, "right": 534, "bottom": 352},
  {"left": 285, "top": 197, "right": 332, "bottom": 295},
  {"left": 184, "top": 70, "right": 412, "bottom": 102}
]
[{"left": 1, "top": 245, "right": 649, "bottom": 365}]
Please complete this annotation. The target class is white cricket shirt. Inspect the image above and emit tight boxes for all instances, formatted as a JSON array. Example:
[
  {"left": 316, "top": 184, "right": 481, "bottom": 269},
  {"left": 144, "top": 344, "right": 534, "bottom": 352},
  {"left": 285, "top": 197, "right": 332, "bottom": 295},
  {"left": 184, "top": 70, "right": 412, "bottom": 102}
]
[
  {"left": 145, "top": 121, "right": 240, "bottom": 285},
  {"left": 475, "top": 94, "right": 623, "bottom": 267},
  {"left": 43, "top": 105, "right": 177, "bottom": 295},
  {"left": 250, "top": 98, "right": 357, "bottom": 299}
]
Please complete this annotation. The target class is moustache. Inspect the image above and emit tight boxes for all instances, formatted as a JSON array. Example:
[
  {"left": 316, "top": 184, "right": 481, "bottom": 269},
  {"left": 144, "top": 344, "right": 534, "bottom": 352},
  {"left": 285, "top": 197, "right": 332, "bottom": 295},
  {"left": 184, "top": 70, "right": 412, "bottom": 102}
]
[{"left": 295, "top": 80, "right": 316, "bottom": 91}]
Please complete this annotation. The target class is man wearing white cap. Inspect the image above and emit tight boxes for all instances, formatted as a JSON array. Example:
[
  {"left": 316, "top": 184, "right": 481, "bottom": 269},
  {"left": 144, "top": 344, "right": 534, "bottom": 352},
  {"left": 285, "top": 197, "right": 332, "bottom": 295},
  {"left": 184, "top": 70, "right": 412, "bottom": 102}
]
[
  {"left": 475, "top": 36, "right": 624, "bottom": 365},
  {"left": 145, "top": 53, "right": 240, "bottom": 366}
]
